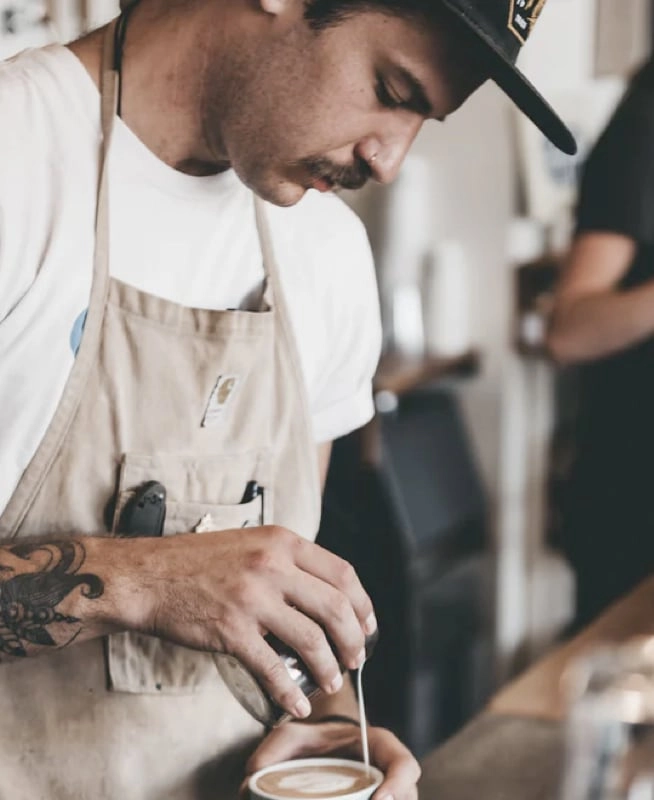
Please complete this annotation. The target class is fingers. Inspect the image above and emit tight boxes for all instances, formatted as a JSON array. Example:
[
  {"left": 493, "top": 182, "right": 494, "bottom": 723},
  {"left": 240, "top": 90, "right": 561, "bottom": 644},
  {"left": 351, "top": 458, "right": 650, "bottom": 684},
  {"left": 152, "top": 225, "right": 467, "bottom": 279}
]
[
  {"left": 262, "top": 603, "right": 346, "bottom": 698},
  {"left": 244, "top": 720, "right": 363, "bottom": 778},
  {"left": 245, "top": 722, "right": 310, "bottom": 776},
  {"left": 368, "top": 727, "right": 421, "bottom": 800},
  {"left": 228, "top": 627, "right": 313, "bottom": 720},
  {"left": 240, "top": 528, "right": 377, "bottom": 688},
  {"left": 292, "top": 538, "right": 377, "bottom": 637},
  {"left": 283, "top": 572, "right": 369, "bottom": 672}
]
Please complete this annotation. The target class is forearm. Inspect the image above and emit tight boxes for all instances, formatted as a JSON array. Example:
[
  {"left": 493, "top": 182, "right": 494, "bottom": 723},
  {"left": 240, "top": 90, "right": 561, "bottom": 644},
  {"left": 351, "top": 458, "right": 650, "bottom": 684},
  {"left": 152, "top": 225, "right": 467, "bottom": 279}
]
[
  {"left": 0, "top": 536, "right": 149, "bottom": 661},
  {"left": 548, "top": 280, "right": 654, "bottom": 363},
  {"left": 0, "top": 524, "right": 378, "bottom": 720}
]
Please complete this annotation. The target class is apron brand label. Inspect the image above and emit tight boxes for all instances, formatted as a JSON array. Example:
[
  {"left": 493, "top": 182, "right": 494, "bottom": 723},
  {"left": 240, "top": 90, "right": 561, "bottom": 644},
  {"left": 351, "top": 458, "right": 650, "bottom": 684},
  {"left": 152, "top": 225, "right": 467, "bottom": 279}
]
[
  {"left": 508, "top": 0, "right": 546, "bottom": 44},
  {"left": 202, "top": 374, "right": 241, "bottom": 427}
]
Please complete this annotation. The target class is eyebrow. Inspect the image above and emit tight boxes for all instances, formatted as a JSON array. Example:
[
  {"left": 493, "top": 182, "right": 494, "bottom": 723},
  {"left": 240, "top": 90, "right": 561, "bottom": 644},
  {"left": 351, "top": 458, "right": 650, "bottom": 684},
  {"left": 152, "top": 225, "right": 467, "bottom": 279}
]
[{"left": 395, "top": 66, "right": 445, "bottom": 121}]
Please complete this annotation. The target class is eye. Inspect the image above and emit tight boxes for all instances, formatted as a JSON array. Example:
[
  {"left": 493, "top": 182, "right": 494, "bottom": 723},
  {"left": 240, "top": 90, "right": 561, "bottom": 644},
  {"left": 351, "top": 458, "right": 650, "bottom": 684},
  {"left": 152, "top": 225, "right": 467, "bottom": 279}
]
[{"left": 375, "top": 76, "right": 406, "bottom": 110}]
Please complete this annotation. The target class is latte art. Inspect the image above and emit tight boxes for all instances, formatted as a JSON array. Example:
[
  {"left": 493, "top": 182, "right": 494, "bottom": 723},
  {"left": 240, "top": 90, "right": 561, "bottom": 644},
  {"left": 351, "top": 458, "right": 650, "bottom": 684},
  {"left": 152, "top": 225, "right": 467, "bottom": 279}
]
[
  {"left": 278, "top": 774, "right": 355, "bottom": 792},
  {"left": 255, "top": 765, "right": 376, "bottom": 798}
]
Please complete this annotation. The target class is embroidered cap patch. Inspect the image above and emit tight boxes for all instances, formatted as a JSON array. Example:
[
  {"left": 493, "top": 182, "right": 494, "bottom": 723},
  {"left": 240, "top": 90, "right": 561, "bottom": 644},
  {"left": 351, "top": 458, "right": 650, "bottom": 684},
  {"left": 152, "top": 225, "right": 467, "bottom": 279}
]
[
  {"left": 202, "top": 374, "right": 240, "bottom": 427},
  {"left": 508, "top": 0, "right": 547, "bottom": 44}
]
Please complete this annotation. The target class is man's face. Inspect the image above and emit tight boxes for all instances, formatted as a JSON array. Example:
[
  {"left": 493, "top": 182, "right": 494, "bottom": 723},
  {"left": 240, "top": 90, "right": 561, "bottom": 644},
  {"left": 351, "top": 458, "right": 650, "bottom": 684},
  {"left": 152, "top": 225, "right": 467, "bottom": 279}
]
[{"left": 201, "top": 4, "right": 482, "bottom": 206}]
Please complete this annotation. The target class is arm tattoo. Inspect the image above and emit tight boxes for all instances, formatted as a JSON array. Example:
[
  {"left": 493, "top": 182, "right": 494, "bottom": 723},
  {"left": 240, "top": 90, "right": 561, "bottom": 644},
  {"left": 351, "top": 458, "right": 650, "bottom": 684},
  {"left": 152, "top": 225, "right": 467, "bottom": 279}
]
[{"left": 0, "top": 540, "right": 103, "bottom": 657}]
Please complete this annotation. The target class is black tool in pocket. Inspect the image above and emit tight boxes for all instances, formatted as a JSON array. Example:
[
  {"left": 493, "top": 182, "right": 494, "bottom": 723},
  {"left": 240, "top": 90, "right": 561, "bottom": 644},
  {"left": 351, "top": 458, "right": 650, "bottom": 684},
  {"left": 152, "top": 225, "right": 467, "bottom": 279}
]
[
  {"left": 240, "top": 480, "right": 264, "bottom": 525},
  {"left": 119, "top": 480, "right": 166, "bottom": 537}
]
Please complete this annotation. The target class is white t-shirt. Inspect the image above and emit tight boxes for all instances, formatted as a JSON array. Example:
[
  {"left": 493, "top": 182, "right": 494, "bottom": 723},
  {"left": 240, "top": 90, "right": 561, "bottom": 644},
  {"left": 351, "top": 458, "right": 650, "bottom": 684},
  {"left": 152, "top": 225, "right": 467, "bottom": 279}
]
[{"left": 0, "top": 45, "right": 382, "bottom": 515}]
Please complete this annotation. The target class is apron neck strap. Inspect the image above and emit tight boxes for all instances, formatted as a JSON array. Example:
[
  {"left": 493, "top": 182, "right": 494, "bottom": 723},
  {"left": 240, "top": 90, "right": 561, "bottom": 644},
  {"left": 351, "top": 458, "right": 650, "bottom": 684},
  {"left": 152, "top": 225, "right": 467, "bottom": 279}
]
[
  {"left": 92, "top": 20, "right": 120, "bottom": 289},
  {"left": 253, "top": 196, "right": 281, "bottom": 309}
]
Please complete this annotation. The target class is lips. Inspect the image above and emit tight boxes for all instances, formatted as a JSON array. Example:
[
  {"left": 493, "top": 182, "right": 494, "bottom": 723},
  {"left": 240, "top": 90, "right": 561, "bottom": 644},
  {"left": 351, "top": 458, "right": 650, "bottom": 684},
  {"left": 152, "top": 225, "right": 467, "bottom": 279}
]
[{"left": 311, "top": 176, "right": 334, "bottom": 193}]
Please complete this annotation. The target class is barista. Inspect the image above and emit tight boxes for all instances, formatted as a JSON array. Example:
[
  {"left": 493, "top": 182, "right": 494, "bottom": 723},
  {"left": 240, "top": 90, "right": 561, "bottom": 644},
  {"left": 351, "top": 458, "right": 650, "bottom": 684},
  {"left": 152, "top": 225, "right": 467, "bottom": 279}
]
[{"left": 0, "top": 0, "right": 574, "bottom": 796}]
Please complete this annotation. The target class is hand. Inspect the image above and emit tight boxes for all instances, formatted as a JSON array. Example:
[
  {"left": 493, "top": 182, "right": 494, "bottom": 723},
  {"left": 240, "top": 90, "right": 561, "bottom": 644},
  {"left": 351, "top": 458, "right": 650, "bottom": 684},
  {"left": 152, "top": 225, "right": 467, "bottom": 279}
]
[
  {"left": 242, "top": 720, "right": 421, "bottom": 800},
  {"left": 132, "top": 526, "right": 377, "bottom": 718}
]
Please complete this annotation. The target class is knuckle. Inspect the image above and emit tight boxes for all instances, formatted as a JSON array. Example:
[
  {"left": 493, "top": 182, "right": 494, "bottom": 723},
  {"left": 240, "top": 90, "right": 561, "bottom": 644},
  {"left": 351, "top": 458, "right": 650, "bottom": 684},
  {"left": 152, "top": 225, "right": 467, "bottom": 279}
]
[
  {"left": 269, "top": 524, "right": 291, "bottom": 543},
  {"left": 299, "top": 626, "right": 326, "bottom": 655},
  {"left": 335, "top": 558, "right": 357, "bottom": 589},
  {"left": 266, "top": 526, "right": 297, "bottom": 556},
  {"left": 332, "top": 592, "right": 351, "bottom": 621},
  {"left": 245, "top": 547, "right": 276, "bottom": 574},
  {"left": 325, "top": 592, "right": 351, "bottom": 628},
  {"left": 231, "top": 575, "right": 260, "bottom": 608},
  {"left": 260, "top": 658, "right": 290, "bottom": 691}
]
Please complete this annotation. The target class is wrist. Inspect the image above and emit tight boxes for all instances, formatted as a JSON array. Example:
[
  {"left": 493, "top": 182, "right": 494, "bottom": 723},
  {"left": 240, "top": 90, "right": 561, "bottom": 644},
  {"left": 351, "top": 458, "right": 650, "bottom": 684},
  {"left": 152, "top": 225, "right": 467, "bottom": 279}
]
[
  {"left": 310, "top": 714, "right": 361, "bottom": 728},
  {"left": 82, "top": 535, "right": 157, "bottom": 633}
]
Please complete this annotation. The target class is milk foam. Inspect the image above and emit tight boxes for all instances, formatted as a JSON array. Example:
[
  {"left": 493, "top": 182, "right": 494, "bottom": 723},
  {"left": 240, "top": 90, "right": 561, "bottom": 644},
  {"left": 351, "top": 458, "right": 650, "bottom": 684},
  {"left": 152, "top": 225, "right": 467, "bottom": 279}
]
[
  {"left": 277, "top": 772, "right": 357, "bottom": 793},
  {"left": 255, "top": 764, "right": 376, "bottom": 798}
]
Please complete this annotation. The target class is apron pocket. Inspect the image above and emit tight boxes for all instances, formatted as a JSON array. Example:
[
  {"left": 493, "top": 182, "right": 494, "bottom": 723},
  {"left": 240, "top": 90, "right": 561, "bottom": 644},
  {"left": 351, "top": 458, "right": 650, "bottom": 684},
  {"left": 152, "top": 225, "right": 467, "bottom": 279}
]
[
  {"left": 165, "top": 495, "right": 264, "bottom": 534},
  {"left": 107, "top": 451, "right": 271, "bottom": 695}
]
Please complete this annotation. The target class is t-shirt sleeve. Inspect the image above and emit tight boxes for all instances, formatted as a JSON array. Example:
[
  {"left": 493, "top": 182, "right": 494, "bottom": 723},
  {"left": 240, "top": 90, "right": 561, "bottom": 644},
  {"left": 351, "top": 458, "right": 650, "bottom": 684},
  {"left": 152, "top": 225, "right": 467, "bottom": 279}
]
[
  {"left": 304, "top": 200, "right": 382, "bottom": 444},
  {"left": 576, "top": 88, "right": 654, "bottom": 244},
  {"left": 0, "top": 63, "right": 44, "bottom": 322}
]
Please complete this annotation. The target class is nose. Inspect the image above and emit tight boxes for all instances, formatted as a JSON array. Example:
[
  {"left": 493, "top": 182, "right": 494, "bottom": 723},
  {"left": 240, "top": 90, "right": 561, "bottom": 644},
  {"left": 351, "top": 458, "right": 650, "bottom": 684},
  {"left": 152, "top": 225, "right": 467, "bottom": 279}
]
[{"left": 357, "top": 114, "right": 424, "bottom": 184}]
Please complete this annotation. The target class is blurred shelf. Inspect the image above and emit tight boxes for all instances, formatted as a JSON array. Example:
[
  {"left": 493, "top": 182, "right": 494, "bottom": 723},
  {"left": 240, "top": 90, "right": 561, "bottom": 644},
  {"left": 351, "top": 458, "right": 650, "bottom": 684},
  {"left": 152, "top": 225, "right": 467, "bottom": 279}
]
[{"left": 374, "top": 350, "right": 480, "bottom": 398}]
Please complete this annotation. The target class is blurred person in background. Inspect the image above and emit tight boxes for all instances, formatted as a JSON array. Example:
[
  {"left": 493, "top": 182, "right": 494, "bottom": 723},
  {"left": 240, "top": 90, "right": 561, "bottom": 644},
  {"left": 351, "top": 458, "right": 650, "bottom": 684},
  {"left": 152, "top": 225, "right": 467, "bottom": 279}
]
[{"left": 549, "top": 57, "right": 654, "bottom": 631}]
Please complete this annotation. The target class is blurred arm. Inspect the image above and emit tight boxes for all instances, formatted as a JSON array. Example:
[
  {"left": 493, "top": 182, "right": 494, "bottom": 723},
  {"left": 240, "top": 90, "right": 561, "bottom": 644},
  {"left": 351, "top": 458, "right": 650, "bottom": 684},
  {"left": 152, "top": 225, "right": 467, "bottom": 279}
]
[{"left": 547, "top": 232, "right": 654, "bottom": 364}]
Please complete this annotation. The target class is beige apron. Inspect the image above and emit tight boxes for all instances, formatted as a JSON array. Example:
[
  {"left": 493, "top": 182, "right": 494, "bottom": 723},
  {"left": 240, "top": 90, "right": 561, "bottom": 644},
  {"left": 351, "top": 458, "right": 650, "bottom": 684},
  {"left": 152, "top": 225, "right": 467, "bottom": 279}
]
[{"left": 0, "top": 20, "right": 321, "bottom": 800}]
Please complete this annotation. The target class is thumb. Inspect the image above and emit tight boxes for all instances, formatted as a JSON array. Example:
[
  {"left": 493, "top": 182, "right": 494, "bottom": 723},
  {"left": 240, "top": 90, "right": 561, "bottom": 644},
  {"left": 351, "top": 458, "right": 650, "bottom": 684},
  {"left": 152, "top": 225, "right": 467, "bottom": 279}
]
[
  {"left": 247, "top": 723, "right": 315, "bottom": 775},
  {"left": 241, "top": 724, "right": 313, "bottom": 797}
]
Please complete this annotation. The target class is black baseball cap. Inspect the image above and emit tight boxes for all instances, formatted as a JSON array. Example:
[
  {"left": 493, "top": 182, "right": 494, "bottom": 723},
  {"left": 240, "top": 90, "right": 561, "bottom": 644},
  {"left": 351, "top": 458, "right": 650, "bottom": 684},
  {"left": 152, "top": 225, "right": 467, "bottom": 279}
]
[{"left": 440, "top": 0, "right": 577, "bottom": 155}]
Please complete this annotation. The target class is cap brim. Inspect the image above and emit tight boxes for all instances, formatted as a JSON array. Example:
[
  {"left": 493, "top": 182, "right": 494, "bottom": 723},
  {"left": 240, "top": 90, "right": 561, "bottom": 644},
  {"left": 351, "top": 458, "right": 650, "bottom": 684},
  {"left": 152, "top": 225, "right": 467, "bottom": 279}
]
[{"left": 441, "top": 0, "right": 578, "bottom": 156}]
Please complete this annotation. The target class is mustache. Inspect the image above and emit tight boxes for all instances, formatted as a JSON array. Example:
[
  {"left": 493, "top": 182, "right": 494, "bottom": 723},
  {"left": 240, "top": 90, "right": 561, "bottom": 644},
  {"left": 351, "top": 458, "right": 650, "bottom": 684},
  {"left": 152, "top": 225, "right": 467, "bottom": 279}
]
[{"left": 302, "top": 156, "right": 373, "bottom": 191}]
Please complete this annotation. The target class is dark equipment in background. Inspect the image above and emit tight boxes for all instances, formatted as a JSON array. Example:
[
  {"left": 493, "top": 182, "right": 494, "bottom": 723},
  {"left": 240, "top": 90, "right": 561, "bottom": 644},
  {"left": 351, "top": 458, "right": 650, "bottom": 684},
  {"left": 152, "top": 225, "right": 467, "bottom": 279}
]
[{"left": 318, "top": 388, "right": 494, "bottom": 757}]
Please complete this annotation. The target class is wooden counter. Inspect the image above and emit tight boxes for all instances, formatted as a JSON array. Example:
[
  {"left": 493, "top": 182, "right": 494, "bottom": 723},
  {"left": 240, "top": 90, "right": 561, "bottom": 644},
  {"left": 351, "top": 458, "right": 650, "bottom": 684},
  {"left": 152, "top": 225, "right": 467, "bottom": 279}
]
[
  {"left": 418, "top": 576, "right": 654, "bottom": 798},
  {"left": 490, "top": 574, "right": 654, "bottom": 720},
  {"left": 418, "top": 713, "right": 564, "bottom": 800}
]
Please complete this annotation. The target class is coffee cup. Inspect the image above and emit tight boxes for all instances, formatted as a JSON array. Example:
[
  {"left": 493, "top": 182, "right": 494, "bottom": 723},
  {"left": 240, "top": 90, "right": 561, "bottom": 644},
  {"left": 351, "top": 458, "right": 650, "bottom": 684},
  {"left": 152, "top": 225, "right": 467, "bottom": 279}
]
[{"left": 248, "top": 757, "right": 383, "bottom": 800}]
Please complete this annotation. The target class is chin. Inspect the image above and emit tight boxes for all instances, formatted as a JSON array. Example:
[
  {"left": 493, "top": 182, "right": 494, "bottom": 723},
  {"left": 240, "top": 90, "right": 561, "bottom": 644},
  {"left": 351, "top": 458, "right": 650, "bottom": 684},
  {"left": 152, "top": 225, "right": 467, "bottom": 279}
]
[
  {"left": 236, "top": 165, "right": 308, "bottom": 207},
  {"left": 256, "top": 181, "right": 307, "bottom": 207}
]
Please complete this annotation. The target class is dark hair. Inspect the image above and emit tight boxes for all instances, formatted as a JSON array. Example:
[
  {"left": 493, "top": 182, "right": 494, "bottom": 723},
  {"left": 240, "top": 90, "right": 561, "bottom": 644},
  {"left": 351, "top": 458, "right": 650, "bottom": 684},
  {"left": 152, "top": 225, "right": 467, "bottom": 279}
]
[
  {"left": 304, "top": 0, "right": 445, "bottom": 29},
  {"left": 303, "top": 0, "right": 489, "bottom": 83}
]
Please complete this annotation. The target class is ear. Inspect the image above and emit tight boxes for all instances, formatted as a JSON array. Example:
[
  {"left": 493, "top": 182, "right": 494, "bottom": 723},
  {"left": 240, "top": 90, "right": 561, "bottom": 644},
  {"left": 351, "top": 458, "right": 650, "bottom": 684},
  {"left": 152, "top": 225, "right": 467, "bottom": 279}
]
[{"left": 258, "top": 0, "right": 294, "bottom": 15}]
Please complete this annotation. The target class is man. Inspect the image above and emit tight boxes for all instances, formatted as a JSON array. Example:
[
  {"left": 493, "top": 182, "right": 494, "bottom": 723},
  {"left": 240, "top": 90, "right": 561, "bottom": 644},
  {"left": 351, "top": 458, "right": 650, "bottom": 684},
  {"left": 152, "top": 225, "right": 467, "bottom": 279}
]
[
  {"left": 549, "top": 57, "right": 654, "bottom": 631},
  {"left": 0, "top": 0, "right": 574, "bottom": 797}
]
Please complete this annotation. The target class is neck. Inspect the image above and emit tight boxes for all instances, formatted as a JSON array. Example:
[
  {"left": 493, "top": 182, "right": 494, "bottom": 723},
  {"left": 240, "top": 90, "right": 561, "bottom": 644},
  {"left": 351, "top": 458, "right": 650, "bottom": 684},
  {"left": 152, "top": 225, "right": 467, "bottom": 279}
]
[{"left": 69, "top": 2, "right": 231, "bottom": 176}]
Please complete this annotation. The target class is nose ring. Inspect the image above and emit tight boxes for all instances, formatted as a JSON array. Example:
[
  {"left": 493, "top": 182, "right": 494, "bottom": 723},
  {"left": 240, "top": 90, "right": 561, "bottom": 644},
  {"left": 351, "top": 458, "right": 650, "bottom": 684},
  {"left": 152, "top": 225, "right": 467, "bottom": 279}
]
[{"left": 369, "top": 153, "right": 378, "bottom": 165}]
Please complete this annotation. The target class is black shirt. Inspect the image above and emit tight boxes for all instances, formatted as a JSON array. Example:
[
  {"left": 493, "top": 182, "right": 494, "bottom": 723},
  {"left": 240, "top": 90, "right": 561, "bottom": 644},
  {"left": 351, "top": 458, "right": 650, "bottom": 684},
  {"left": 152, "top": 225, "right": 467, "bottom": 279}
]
[{"left": 566, "top": 63, "right": 654, "bottom": 546}]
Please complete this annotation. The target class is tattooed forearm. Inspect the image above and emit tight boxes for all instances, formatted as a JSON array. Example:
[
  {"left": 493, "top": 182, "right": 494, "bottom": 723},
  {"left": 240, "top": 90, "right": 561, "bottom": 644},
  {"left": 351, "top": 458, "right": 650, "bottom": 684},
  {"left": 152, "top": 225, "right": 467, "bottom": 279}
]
[{"left": 0, "top": 541, "right": 104, "bottom": 657}]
